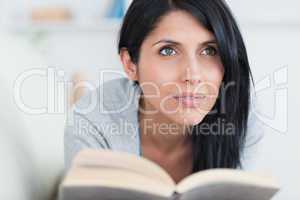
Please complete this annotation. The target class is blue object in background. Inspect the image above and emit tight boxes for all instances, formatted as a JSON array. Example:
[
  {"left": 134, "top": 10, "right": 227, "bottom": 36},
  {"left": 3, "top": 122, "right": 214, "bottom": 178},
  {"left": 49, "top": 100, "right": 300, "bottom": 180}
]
[{"left": 107, "top": 0, "right": 126, "bottom": 19}]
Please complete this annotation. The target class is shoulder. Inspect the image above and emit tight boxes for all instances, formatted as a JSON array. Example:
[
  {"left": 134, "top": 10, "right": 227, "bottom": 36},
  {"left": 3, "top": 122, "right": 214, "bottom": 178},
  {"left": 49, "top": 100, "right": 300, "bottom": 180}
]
[
  {"left": 67, "top": 77, "right": 141, "bottom": 154},
  {"left": 74, "top": 77, "right": 134, "bottom": 112},
  {"left": 73, "top": 77, "right": 139, "bottom": 122},
  {"left": 241, "top": 95, "right": 266, "bottom": 171}
]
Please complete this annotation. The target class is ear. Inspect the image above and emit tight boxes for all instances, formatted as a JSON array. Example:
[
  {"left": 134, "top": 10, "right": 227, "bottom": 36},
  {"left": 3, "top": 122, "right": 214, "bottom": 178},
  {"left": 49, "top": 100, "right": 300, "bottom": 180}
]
[{"left": 120, "top": 48, "right": 138, "bottom": 81}]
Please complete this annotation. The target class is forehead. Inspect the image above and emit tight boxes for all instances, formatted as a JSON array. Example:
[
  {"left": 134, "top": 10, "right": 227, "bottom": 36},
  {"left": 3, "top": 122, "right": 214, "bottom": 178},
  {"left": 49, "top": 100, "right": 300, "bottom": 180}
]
[{"left": 146, "top": 10, "right": 215, "bottom": 43}]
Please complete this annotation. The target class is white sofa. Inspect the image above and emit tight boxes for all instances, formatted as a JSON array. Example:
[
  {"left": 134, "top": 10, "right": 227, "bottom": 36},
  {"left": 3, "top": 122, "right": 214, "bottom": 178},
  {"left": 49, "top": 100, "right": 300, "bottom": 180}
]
[{"left": 0, "top": 33, "right": 65, "bottom": 200}]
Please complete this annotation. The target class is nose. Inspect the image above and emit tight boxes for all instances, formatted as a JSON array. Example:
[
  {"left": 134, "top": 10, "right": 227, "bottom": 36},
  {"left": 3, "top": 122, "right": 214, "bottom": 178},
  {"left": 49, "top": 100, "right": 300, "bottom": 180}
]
[
  {"left": 182, "top": 59, "right": 202, "bottom": 85},
  {"left": 184, "top": 78, "right": 201, "bottom": 85}
]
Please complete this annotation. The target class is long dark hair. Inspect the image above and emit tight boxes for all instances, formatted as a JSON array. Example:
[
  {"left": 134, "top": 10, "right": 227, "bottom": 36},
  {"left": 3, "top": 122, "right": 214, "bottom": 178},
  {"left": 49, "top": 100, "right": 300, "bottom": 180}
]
[{"left": 118, "top": 0, "right": 253, "bottom": 172}]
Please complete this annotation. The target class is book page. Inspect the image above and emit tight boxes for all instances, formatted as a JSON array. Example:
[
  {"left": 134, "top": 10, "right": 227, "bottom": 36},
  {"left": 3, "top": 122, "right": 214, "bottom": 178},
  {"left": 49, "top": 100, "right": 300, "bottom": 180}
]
[
  {"left": 61, "top": 186, "right": 171, "bottom": 200},
  {"left": 176, "top": 169, "right": 279, "bottom": 193},
  {"left": 72, "top": 149, "right": 175, "bottom": 186},
  {"left": 175, "top": 169, "right": 280, "bottom": 200},
  {"left": 62, "top": 167, "right": 174, "bottom": 198},
  {"left": 179, "top": 183, "right": 279, "bottom": 200}
]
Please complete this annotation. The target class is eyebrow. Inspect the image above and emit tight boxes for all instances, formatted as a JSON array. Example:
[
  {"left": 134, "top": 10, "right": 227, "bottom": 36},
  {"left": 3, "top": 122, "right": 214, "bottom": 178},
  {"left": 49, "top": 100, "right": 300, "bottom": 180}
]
[{"left": 152, "top": 39, "right": 217, "bottom": 47}]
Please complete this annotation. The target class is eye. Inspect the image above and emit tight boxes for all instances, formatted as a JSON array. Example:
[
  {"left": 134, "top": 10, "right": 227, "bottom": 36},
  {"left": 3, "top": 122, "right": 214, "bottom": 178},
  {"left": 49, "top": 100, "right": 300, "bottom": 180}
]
[
  {"left": 159, "top": 46, "right": 177, "bottom": 56},
  {"left": 201, "top": 46, "right": 218, "bottom": 56}
]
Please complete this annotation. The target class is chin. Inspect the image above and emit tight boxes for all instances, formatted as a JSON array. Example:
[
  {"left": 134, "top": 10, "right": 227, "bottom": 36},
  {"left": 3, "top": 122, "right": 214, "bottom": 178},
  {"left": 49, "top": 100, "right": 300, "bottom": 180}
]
[{"left": 170, "top": 112, "right": 207, "bottom": 127}]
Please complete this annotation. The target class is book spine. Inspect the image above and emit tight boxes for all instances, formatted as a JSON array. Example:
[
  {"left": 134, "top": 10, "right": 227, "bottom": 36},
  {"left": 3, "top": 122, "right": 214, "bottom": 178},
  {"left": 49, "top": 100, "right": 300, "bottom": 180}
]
[{"left": 171, "top": 192, "right": 181, "bottom": 200}]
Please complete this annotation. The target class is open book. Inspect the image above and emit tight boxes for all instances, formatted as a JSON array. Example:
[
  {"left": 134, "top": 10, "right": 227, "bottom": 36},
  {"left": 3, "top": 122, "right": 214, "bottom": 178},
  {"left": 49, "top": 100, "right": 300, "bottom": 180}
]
[{"left": 60, "top": 149, "right": 280, "bottom": 200}]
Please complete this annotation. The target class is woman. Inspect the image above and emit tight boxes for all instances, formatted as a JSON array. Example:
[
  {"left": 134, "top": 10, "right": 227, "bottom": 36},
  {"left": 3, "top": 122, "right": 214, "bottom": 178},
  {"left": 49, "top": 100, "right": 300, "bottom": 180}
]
[{"left": 65, "top": 0, "right": 263, "bottom": 183}]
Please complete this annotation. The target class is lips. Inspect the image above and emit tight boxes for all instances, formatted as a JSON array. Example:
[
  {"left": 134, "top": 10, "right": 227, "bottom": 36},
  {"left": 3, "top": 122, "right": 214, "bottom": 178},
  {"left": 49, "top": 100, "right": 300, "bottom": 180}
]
[
  {"left": 173, "top": 92, "right": 206, "bottom": 99},
  {"left": 173, "top": 95, "right": 205, "bottom": 108},
  {"left": 174, "top": 96, "right": 204, "bottom": 99}
]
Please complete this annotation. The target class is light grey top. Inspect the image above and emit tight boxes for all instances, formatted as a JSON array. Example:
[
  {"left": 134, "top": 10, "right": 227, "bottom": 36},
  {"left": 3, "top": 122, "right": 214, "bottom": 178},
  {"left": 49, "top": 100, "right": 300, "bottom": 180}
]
[{"left": 64, "top": 77, "right": 264, "bottom": 170}]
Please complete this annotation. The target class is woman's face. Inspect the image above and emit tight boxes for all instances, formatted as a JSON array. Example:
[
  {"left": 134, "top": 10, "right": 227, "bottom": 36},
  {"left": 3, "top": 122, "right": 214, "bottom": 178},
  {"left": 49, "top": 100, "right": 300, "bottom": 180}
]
[{"left": 128, "top": 11, "right": 224, "bottom": 126}]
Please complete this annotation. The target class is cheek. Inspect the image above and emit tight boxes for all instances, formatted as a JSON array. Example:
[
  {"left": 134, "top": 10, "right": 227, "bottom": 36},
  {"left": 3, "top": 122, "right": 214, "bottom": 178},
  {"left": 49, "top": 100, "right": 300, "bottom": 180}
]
[
  {"left": 194, "top": 66, "right": 224, "bottom": 112},
  {"left": 138, "top": 49, "right": 181, "bottom": 84},
  {"left": 205, "top": 64, "right": 224, "bottom": 92}
]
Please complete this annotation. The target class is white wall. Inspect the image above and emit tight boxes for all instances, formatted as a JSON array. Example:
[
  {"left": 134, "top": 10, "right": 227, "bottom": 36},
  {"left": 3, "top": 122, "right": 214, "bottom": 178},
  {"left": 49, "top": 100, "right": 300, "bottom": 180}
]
[
  {"left": 242, "top": 25, "right": 299, "bottom": 200},
  {"left": 229, "top": 0, "right": 300, "bottom": 24}
]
